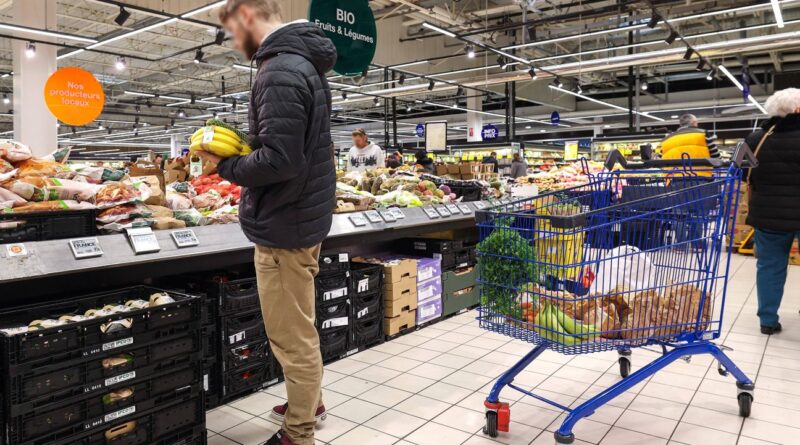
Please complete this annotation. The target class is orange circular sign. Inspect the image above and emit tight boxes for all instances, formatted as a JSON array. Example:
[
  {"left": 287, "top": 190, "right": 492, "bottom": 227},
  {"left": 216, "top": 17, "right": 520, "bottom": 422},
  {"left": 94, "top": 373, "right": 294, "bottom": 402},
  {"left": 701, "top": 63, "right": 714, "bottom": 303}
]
[{"left": 44, "top": 67, "right": 105, "bottom": 126}]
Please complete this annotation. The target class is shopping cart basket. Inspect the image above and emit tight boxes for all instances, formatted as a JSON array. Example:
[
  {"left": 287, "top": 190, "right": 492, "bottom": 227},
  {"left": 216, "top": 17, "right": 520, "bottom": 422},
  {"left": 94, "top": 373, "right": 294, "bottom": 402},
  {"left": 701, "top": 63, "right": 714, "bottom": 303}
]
[{"left": 476, "top": 147, "right": 758, "bottom": 444}]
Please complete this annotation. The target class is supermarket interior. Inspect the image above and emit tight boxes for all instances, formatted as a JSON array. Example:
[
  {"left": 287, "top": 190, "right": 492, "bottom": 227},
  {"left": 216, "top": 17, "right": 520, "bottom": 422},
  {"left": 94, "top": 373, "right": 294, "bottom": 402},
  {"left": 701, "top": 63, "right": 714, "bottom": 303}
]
[{"left": 1, "top": 0, "right": 800, "bottom": 444}]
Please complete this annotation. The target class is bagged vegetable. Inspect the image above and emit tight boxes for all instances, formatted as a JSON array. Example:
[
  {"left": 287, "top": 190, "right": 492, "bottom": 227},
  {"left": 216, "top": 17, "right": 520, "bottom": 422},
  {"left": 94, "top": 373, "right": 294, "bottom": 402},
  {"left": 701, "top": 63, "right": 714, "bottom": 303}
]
[
  {"left": 98, "top": 218, "right": 155, "bottom": 233},
  {"left": 44, "top": 178, "right": 100, "bottom": 202},
  {"left": 15, "top": 158, "right": 72, "bottom": 178},
  {"left": 0, "top": 187, "right": 26, "bottom": 209},
  {"left": 207, "top": 205, "right": 239, "bottom": 225},
  {"left": 73, "top": 166, "right": 126, "bottom": 183},
  {"left": 173, "top": 208, "right": 207, "bottom": 227},
  {"left": 42, "top": 146, "right": 72, "bottom": 163},
  {"left": 192, "top": 189, "right": 228, "bottom": 211},
  {"left": 146, "top": 205, "right": 174, "bottom": 219},
  {"left": 10, "top": 200, "right": 94, "bottom": 213},
  {"left": 152, "top": 217, "right": 186, "bottom": 230},
  {"left": 130, "top": 176, "right": 165, "bottom": 206},
  {"left": 95, "top": 182, "right": 143, "bottom": 209},
  {"left": 97, "top": 204, "right": 153, "bottom": 224},
  {"left": 166, "top": 191, "right": 192, "bottom": 210},
  {"left": 0, "top": 159, "right": 13, "bottom": 174},
  {"left": 0, "top": 140, "right": 32, "bottom": 163}
]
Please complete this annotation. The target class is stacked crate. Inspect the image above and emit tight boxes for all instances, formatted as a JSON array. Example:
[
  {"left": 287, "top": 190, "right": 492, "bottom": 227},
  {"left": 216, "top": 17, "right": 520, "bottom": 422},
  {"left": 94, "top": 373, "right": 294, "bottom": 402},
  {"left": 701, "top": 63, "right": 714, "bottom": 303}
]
[
  {"left": 315, "top": 253, "right": 352, "bottom": 362},
  {"left": 372, "top": 258, "right": 418, "bottom": 337},
  {"left": 199, "top": 288, "right": 220, "bottom": 409},
  {"left": 0, "top": 286, "right": 205, "bottom": 445},
  {"left": 349, "top": 262, "right": 385, "bottom": 349},
  {"left": 210, "top": 279, "right": 282, "bottom": 404},
  {"left": 415, "top": 256, "right": 443, "bottom": 327}
]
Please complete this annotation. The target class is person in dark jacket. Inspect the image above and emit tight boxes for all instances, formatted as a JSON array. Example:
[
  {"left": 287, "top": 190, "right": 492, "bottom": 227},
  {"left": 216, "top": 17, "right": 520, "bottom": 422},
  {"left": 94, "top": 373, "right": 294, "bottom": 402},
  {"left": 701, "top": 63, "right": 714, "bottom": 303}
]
[
  {"left": 482, "top": 151, "right": 500, "bottom": 172},
  {"left": 386, "top": 151, "right": 403, "bottom": 168},
  {"left": 510, "top": 153, "right": 528, "bottom": 178},
  {"left": 203, "top": 2, "right": 336, "bottom": 444},
  {"left": 744, "top": 88, "right": 800, "bottom": 335},
  {"left": 415, "top": 150, "right": 434, "bottom": 174}
]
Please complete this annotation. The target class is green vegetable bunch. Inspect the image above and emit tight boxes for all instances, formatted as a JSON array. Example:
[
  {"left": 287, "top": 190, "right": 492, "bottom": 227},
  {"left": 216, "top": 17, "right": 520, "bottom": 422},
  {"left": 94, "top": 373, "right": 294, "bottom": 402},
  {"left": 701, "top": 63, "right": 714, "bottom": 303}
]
[{"left": 478, "top": 217, "right": 539, "bottom": 317}]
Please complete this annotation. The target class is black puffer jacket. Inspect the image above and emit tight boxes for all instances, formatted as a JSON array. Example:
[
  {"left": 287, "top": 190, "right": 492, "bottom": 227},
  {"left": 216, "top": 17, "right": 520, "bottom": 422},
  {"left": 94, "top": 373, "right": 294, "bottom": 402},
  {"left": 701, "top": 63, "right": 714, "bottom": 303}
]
[
  {"left": 745, "top": 114, "right": 800, "bottom": 232},
  {"left": 218, "top": 23, "right": 337, "bottom": 248}
]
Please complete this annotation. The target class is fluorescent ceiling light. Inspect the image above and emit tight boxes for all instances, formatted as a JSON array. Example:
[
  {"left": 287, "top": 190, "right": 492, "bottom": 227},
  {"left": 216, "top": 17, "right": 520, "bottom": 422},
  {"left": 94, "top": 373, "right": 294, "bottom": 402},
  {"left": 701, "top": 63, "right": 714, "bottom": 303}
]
[
  {"left": 0, "top": 23, "right": 97, "bottom": 43},
  {"left": 181, "top": 1, "right": 227, "bottom": 18},
  {"left": 422, "top": 22, "right": 456, "bottom": 38},
  {"left": 747, "top": 95, "right": 768, "bottom": 114},
  {"left": 391, "top": 60, "right": 430, "bottom": 69},
  {"left": 233, "top": 63, "right": 255, "bottom": 71},
  {"left": 717, "top": 65, "right": 744, "bottom": 90},
  {"left": 56, "top": 49, "right": 84, "bottom": 60},
  {"left": 549, "top": 85, "right": 665, "bottom": 122},
  {"left": 771, "top": 0, "right": 785, "bottom": 27},
  {"left": 86, "top": 18, "right": 178, "bottom": 50}
]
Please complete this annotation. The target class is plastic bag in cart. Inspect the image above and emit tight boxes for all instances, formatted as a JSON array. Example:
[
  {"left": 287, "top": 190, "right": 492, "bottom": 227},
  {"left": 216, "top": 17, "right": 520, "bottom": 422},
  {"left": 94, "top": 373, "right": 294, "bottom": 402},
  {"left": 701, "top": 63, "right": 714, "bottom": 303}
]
[{"left": 588, "top": 245, "right": 662, "bottom": 296}]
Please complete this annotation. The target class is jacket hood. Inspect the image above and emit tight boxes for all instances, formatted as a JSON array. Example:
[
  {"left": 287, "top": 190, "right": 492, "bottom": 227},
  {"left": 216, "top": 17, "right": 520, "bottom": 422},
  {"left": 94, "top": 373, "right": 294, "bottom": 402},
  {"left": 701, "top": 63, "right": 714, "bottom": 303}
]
[
  {"left": 762, "top": 113, "right": 800, "bottom": 132},
  {"left": 255, "top": 22, "right": 337, "bottom": 74}
]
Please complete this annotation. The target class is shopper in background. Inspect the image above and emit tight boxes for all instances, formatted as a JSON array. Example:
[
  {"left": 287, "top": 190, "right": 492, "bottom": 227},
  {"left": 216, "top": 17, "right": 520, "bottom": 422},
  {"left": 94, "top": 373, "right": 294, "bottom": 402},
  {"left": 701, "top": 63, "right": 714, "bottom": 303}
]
[
  {"left": 745, "top": 88, "right": 800, "bottom": 335},
  {"left": 482, "top": 151, "right": 500, "bottom": 172},
  {"left": 386, "top": 151, "right": 403, "bottom": 168},
  {"left": 346, "top": 128, "right": 384, "bottom": 172},
  {"left": 661, "top": 114, "right": 720, "bottom": 160},
  {"left": 154, "top": 154, "right": 164, "bottom": 170},
  {"left": 201, "top": 1, "right": 337, "bottom": 444},
  {"left": 415, "top": 150, "right": 434, "bottom": 174},
  {"left": 510, "top": 153, "right": 528, "bottom": 178}
]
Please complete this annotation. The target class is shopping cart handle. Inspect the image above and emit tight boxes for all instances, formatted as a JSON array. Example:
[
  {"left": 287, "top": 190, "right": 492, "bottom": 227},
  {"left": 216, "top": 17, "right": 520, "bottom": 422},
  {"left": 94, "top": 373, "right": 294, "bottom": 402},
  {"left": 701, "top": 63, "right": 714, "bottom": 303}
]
[{"left": 604, "top": 149, "right": 727, "bottom": 170}]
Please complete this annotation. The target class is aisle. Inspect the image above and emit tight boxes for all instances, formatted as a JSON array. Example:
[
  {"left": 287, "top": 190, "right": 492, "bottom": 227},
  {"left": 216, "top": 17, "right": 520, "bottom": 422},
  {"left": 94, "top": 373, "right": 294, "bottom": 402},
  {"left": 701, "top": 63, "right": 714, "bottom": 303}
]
[{"left": 207, "top": 256, "right": 800, "bottom": 445}]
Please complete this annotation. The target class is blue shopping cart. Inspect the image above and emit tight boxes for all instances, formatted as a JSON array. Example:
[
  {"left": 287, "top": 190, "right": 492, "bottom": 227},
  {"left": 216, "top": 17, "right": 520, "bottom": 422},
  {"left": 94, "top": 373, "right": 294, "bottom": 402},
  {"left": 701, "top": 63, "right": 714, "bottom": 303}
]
[{"left": 476, "top": 147, "right": 758, "bottom": 443}]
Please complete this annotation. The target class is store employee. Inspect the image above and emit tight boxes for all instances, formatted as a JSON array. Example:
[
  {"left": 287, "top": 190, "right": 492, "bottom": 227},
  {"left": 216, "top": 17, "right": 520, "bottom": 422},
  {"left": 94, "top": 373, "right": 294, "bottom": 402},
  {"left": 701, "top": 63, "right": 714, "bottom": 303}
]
[{"left": 347, "top": 128, "right": 385, "bottom": 173}]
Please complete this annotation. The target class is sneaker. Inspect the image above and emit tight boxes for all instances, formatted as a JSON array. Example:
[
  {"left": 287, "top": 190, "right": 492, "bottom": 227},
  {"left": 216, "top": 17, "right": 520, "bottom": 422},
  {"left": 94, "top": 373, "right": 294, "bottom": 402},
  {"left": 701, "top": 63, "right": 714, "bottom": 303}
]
[
  {"left": 264, "top": 430, "right": 296, "bottom": 445},
  {"left": 760, "top": 323, "right": 782, "bottom": 335},
  {"left": 270, "top": 403, "right": 327, "bottom": 423}
]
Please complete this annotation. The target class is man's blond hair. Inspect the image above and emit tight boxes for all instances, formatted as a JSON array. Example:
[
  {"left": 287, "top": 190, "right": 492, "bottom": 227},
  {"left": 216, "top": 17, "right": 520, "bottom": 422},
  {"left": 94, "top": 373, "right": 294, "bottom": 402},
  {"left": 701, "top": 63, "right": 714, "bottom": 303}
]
[{"left": 218, "top": 0, "right": 282, "bottom": 23}]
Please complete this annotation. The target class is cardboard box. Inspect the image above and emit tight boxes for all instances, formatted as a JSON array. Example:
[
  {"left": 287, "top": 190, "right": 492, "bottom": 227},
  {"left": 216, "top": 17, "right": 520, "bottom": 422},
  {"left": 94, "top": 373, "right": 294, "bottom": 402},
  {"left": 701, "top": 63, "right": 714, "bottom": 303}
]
[
  {"left": 417, "top": 297, "right": 442, "bottom": 325},
  {"left": 165, "top": 158, "right": 188, "bottom": 183},
  {"left": 385, "top": 275, "right": 416, "bottom": 300},
  {"left": 731, "top": 224, "right": 752, "bottom": 245},
  {"left": 417, "top": 276, "right": 442, "bottom": 304},
  {"left": 356, "top": 257, "right": 416, "bottom": 284},
  {"left": 385, "top": 309, "right": 416, "bottom": 336},
  {"left": 131, "top": 175, "right": 165, "bottom": 206},
  {"left": 435, "top": 164, "right": 449, "bottom": 176},
  {"left": 384, "top": 284, "right": 418, "bottom": 317},
  {"left": 447, "top": 164, "right": 461, "bottom": 175},
  {"left": 415, "top": 257, "right": 442, "bottom": 283}
]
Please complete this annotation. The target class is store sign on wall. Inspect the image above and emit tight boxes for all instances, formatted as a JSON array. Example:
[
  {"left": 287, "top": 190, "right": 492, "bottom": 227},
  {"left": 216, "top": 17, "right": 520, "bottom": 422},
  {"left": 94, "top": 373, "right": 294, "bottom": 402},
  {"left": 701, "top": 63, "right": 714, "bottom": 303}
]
[
  {"left": 309, "top": 0, "right": 377, "bottom": 76},
  {"left": 482, "top": 124, "right": 499, "bottom": 141},
  {"left": 44, "top": 67, "right": 105, "bottom": 126},
  {"left": 416, "top": 124, "right": 425, "bottom": 138},
  {"left": 551, "top": 111, "right": 561, "bottom": 127}
]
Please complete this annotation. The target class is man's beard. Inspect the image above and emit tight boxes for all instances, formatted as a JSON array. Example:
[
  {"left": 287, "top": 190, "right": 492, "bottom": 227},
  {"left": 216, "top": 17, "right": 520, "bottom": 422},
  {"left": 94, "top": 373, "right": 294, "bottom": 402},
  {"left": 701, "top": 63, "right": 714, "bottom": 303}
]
[{"left": 242, "top": 28, "right": 261, "bottom": 60}]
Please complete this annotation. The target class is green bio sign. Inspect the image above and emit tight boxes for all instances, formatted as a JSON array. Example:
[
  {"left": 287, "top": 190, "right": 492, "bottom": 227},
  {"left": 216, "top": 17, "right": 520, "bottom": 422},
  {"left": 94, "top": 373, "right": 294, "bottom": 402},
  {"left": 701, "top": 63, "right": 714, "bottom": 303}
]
[{"left": 309, "top": 0, "right": 377, "bottom": 76}]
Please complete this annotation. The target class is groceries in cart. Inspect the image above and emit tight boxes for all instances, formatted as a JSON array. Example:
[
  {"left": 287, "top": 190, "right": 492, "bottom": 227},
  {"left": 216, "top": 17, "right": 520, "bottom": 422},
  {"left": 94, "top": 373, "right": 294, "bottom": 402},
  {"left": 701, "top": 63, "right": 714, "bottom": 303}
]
[{"left": 0, "top": 292, "right": 177, "bottom": 336}]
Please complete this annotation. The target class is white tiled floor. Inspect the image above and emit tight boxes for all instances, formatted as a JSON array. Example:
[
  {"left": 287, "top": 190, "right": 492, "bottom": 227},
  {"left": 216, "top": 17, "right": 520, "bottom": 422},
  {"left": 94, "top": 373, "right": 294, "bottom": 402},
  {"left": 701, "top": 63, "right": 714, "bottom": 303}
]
[{"left": 208, "top": 255, "right": 800, "bottom": 445}]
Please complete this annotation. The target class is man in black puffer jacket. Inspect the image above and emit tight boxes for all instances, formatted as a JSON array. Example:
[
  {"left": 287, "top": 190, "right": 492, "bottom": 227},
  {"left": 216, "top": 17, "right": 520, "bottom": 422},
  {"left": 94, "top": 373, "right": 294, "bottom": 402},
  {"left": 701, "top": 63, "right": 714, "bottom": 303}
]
[
  {"left": 744, "top": 88, "right": 800, "bottom": 336},
  {"left": 205, "top": 2, "right": 336, "bottom": 444}
]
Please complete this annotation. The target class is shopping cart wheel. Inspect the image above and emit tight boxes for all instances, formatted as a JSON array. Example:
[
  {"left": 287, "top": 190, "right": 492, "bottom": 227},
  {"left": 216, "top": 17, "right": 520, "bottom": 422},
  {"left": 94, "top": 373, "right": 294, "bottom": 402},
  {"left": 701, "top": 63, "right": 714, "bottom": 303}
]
[
  {"left": 738, "top": 392, "right": 753, "bottom": 418},
  {"left": 554, "top": 431, "right": 575, "bottom": 444},
  {"left": 717, "top": 362, "right": 729, "bottom": 377},
  {"left": 618, "top": 356, "right": 631, "bottom": 378},
  {"left": 484, "top": 411, "right": 498, "bottom": 438}
]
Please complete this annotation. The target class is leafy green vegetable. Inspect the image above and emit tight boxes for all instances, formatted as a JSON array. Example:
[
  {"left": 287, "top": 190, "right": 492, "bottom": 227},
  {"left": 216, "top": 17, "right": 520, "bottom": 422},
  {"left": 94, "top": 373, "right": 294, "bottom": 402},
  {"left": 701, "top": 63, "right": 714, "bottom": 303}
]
[{"left": 478, "top": 217, "right": 538, "bottom": 317}]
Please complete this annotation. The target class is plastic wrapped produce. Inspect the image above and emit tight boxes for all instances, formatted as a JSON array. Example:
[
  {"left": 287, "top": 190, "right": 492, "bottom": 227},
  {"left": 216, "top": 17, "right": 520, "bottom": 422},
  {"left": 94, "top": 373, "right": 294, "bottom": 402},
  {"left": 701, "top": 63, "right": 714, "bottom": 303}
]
[
  {"left": 9, "top": 200, "right": 94, "bottom": 213},
  {"left": 166, "top": 191, "right": 193, "bottom": 210},
  {"left": 0, "top": 159, "right": 13, "bottom": 174},
  {"left": 15, "top": 158, "right": 72, "bottom": 178},
  {"left": 0, "top": 187, "right": 26, "bottom": 208},
  {"left": 0, "top": 140, "right": 32, "bottom": 163}
]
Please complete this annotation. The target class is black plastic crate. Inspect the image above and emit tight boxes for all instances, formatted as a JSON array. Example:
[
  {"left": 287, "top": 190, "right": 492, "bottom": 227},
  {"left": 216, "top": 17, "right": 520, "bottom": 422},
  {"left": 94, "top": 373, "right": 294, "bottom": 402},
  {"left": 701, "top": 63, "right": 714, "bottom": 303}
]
[
  {"left": 221, "top": 362, "right": 270, "bottom": 400},
  {"left": 203, "top": 362, "right": 221, "bottom": 410},
  {"left": 400, "top": 238, "right": 464, "bottom": 255},
  {"left": 60, "top": 395, "right": 205, "bottom": 445},
  {"left": 316, "top": 300, "right": 350, "bottom": 332},
  {"left": 6, "top": 334, "right": 201, "bottom": 416},
  {"left": 222, "top": 338, "right": 270, "bottom": 372},
  {"left": 352, "top": 313, "right": 383, "bottom": 348},
  {"left": 207, "top": 278, "right": 260, "bottom": 315},
  {"left": 437, "top": 247, "right": 475, "bottom": 272},
  {"left": 319, "top": 252, "right": 350, "bottom": 275},
  {"left": 315, "top": 272, "right": 350, "bottom": 303},
  {"left": 0, "top": 286, "right": 201, "bottom": 372},
  {"left": 452, "top": 184, "right": 482, "bottom": 202},
  {"left": 349, "top": 263, "right": 384, "bottom": 296},
  {"left": 0, "top": 209, "right": 97, "bottom": 244},
  {"left": 351, "top": 291, "right": 382, "bottom": 321},
  {"left": 6, "top": 381, "right": 202, "bottom": 445},
  {"left": 221, "top": 310, "right": 265, "bottom": 348},
  {"left": 200, "top": 294, "right": 218, "bottom": 327},
  {"left": 320, "top": 327, "right": 349, "bottom": 363},
  {"left": 201, "top": 325, "right": 218, "bottom": 363}
]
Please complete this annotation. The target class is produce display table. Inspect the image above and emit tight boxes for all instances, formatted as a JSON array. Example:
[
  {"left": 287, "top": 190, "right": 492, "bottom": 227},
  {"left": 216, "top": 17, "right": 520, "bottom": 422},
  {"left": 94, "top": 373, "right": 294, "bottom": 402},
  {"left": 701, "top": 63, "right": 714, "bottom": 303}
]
[{"left": 0, "top": 200, "right": 502, "bottom": 303}]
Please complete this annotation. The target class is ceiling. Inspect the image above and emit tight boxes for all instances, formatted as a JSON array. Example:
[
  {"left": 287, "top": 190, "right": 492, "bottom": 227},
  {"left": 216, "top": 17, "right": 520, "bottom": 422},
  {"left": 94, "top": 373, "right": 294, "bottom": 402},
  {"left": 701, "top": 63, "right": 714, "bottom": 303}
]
[{"left": 0, "top": 0, "right": 798, "bottom": 156}]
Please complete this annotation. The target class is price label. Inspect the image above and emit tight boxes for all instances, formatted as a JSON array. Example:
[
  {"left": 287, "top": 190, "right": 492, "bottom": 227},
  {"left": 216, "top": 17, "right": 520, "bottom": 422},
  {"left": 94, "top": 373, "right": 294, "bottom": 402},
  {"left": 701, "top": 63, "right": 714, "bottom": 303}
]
[
  {"left": 126, "top": 227, "right": 160, "bottom": 255},
  {"left": 423, "top": 207, "right": 439, "bottom": 219},
  {"left": 69, "top": 237, "right": 103, "bottom": 259},
  {"left": 171, "top": 229, "right": 199, "bottom": 248},
  {"left": 378, "top": 209, "right": 397, "bottom": 223},
  {"left": 348, "top": 214, "right": 368, "bottom": 227},
  {"left": 436, "top": 206, "right": 452, "bottom": 217},
  {"left": 388, "top": 207, "right": 406, "bottom": 219},
  {"left": 474, "top": 202, "right": 487, "bottom": 210},
  {"left": 5, "top": 243, "right": 28, "bottom": 258},
  {"left": 363, "top": 210, "right": 383, "bottom": 224},
  {"left": 458, "top": 204, "right": 473, "bottom": 214},
  {"left": 446, "top": 204, "right": 461, "bottom": 215}
]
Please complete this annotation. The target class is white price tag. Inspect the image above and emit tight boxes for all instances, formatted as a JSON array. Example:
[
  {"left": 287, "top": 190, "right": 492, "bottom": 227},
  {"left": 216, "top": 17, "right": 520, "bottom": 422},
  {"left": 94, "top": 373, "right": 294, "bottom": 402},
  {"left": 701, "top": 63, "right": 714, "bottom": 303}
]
[
  {"left": 436, "top": 206, "right": 452, "bottom": 217},
  {"left": 105, "top": 371, "right": 136, "bottom": 387},
  {"left": 126, "top": 227, "right": 160, "bottom": 254},
  {"left": 364, "top": 210, "right": 383, "bottom": 223},
  {"left": 423, "top": 207, "right": 439, "bottom": 219},
  {"left": 378, "top": 209, "right": 396, "bottom": 222},
  {"left": 5, "top": 243, "right": 27, "bottom": 258},
  {"left": 104, "top": 406, "right": 136, "bottom": 423},
  {"left": 458, "top": 204, "right": 472, "bottom": 214},
  {"left": 338, "top": 253, "right": 349, "bottom": 262},
  {"left": 474, "top": 202, "right": 487, "bottom": 210},
  {"left": 389, "top": 207, "right": 406, "bottom": 219},
  {"left": 446, "top": 204, "right": 461, "bottom": 215},
  {"left": 69, "top": 237, "right": 103, "bottom": 259},
  {"left": 349, "top": 214, "right": 368, "bottom": 227},
  {"left": 171, "top": 229, "right": 199, "bottom": 248}
]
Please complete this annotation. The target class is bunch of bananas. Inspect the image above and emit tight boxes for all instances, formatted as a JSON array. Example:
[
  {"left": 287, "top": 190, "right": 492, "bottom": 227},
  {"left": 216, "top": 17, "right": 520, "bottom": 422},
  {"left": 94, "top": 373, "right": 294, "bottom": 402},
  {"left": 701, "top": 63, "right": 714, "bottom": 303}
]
[
  {"left": 534, "top": 302, "right": 600, "bottom": 345},
  {"left": 189, "top": 121, "right": 252, "bottom": 158}
]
